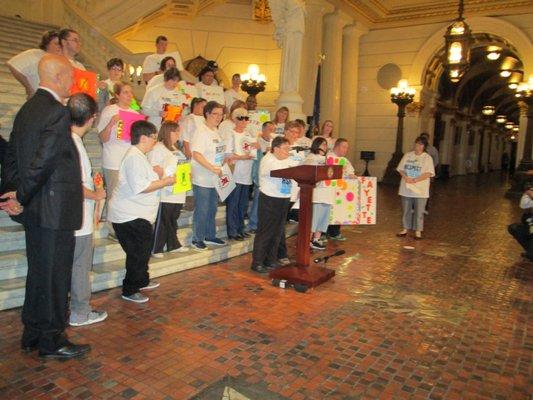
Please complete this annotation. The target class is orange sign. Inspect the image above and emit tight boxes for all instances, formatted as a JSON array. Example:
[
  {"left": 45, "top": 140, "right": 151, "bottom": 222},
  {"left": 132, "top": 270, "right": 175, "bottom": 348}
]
[{"left": 70, "top": 68, "right": 97, "bottom": 99}]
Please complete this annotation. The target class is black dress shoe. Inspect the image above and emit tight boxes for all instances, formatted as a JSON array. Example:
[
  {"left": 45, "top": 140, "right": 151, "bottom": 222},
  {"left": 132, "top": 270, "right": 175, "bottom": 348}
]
[
  {"left": 21, "top": 343, "right": 38, "bottom": 352},
  {"left": 39, "top": 342, "right": 91, "bottom": 360},
  {"left": 228, "top": 235, "right": 244, "bottom": 241},
  {"left": 251, "top": 265, "right": 268, "bottom": 274}
]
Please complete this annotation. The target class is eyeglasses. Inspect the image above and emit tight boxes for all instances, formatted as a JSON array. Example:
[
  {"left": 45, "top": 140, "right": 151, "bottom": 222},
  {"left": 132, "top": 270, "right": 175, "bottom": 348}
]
[
  {"left": 109, "top": 66, "right": 123, "bottom": 72},
  {"left": 236, "top": 116, "right": 249, "bottom": 121},
  {"left": 66, "top": 38, "right": 81, "bottom": 44},
  {"left": 149, "top": 133, "right": 158, "bottom": 139}
]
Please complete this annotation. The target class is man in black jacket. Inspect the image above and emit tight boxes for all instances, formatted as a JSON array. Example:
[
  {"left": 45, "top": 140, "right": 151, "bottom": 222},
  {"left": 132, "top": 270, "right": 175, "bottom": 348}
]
[{"left": 0, "top": 54, "right": 90, "bottom": 359}]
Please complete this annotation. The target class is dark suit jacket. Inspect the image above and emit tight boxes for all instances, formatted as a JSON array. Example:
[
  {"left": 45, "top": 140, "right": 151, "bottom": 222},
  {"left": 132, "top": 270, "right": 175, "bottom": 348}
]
[{"left": 1, "top": 89, "right": 83, "bottom": 230}]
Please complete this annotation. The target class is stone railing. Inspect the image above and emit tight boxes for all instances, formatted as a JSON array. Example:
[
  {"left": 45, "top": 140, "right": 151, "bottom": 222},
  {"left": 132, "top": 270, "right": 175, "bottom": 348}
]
[{"left": 62, "top": 0, "right": 149, "bottom": 90}]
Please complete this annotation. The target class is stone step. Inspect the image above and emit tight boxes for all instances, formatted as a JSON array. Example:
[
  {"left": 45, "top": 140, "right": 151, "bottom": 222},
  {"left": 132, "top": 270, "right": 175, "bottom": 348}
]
[
  {"left": 0, "top": 223, "right": 298, "bottom": 311},
  {"left": 0, "top": 15, "right": 58, "bottom": 33},
  {"left": 0, "top": 27, "right": 45, "bottom": 48},
  {"left": 0, "top": 212, "right": 248, "bottom": 280}
]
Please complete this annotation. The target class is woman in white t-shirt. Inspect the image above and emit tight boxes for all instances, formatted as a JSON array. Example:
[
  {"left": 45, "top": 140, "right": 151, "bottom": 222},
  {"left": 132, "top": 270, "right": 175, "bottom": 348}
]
[
  {"left": 7, "top": 30, "right": 62, "bottom": 98},
  {"left": 147, "top": 121, "right": 189, "bottom": 257},
  {"left": 97, "top": 82, "right": 139, "bottom": 237},
  {"left": 218, "top": 100, "right": 246, "bottom": 153},
  {"left": 273, "top": 106, "right": 289, "bottom": 136},
  {"left": 305, "top": 137, "right": 334, "bottom": 251},
  {"left": 225, "top": 108, "right": 258, "bottom": 240},
  {"left": 396, "top": 136, "right": 435, "bottom": 240},
  {"left": 181, "top": 97, "right": 206, "bottom": 159},
  {"left": 250, "top": 136, "right": 293, "bottom": 273},
  {"left": 190, "top": 101, "right": 227, "bottom": 251},
  {"left": 141, "top": 67, "right": 187, "bottom": 131},
  {"left": 317, "top": 120, "right": 335, "bottom": 150}
]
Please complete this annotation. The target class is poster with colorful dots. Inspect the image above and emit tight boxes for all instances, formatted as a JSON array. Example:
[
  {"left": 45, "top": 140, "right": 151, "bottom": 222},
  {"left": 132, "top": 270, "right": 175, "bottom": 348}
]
[{"left": 328, "top": 177, "right": 377, "bottom": 225}]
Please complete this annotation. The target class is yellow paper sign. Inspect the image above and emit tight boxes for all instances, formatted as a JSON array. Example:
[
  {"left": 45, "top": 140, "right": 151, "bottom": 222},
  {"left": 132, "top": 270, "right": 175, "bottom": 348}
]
[{"left": 173, "top": 163, "right": 192, "bottom": 194}]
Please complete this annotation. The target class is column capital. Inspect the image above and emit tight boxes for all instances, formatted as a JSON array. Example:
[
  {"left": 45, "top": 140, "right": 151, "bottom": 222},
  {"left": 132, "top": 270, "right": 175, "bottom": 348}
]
[{"left": 342, "top": 22, "right": 369, "bottom": 37}]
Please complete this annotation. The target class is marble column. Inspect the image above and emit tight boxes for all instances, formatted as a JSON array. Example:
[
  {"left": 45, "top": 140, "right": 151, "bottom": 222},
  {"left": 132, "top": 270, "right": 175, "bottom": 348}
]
[
  {"left": 515, "top": 103, "right": 528, "bottom": 168},
  {"left": 339, "top": 22, "right": 368, "bottom": 162},
  {"left": 320, "top": 9, "right": 346, "bottom": 127},
  {"left": 456, "top": 119, "right": 469, "bottom": 175},
  {"left": 299, "top": 0, "right": 331, "bottom": 117},
  {"left": 439, "top": 113, "right": 455, "bottom": 177},
  {"left": 270, "top": 0, "right": 306, "bottom": 120}
]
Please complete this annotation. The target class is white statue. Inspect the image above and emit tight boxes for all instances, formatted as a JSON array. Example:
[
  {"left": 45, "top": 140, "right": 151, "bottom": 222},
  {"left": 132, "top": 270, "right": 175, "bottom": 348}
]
[{"left": 270, "top": 0, "right": 305, "bottom": 93}]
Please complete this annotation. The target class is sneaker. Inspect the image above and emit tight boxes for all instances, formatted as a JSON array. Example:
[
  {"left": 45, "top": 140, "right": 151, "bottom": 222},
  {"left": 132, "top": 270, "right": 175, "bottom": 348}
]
[
  {"left": 152, "top": 253, "right": 164, "bottom": 259},
  {"left": 70, "top": 310, "right": 108, "bottom": 327},
  {"left": 192, "top": 241, "right": 208, "bottom": 251},
  {"left": 247, "top": 229, "right": 257, "bottom": 234},
  {"left": 414, "top": 231, "right": 423, "bottom": 240},
  {"left": 140, "top": 280, "right": 160, "bottom": 290},
  {"left": 288, "top": 219, "right": 298, "bottom": 224},
  {"left": 170, "top": 246, "right": 189, "bottom": 253},
  {"left": 329, "top": 234, "right": 346, "bottom": 241},
  {"left": 121, "top": 293, "right": 149, "bottom": 303},
  {"left": 310, "top": 240, "right": 326, "bottom": 250},
  {"left": 423, "top": 210, "right": 429, "bottom": 215},
  {"left": 251, "top": 265, "right": 269, "bottom": 274},
  {"left": 205, "top": 237, "right": 226, "bottom": 246},
  {"left": 278, "top": 258, "right": 291, "bottom": 266}
]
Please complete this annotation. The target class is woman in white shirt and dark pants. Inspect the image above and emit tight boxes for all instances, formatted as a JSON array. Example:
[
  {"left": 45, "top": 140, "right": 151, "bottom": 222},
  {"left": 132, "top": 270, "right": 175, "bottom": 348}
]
[
  {"left": 396, "top": 136, "right": 435, "bottom": 240},
  {"left": 147, "top": 121, "right": 189, "bottom": 257},
  {"left": 108, "top": 121, "right": 175, "bottom": 303},
  {"left": 251, "top": 136, "right": 293, "bottom": 273}
]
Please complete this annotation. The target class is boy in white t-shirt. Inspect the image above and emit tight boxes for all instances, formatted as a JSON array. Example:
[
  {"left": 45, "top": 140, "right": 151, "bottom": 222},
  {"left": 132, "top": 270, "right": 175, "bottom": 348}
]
[
  {"left": 67, "top": 93, "right": 108, "bottom": 326},
  {"left": 108, "top": 121, "right": 176, "bottom": 303}
]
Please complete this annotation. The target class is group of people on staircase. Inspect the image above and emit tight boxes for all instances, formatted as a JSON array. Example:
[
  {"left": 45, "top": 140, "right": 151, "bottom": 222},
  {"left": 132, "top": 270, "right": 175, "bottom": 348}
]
[{"left": 0, "top": 28, "right": 444, "bottom": 361}]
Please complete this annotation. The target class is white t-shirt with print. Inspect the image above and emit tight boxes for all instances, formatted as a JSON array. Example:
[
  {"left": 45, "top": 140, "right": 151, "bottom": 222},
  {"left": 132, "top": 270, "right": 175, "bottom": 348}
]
[
  {"left": 397, "top": 151, "right": 435, "bottom": 198},
  {"left": 7, "top": 48, "right": 44, "bottom": 92},
  {"left": 259, "top": 152, "right": 293, "bottom": 198},
  {"left": 141, "top": 51, "right": 184, "bottom": 75},
  {"left": 224, "top": 88, "right": 245, "bottom": 109},
  {"left": 147, "top": 142, "right": 186, "bottom": 204},
  {"left": 108, "top": 146, "right": 161, "bottom": 224},
  {"left": 228, "top": 130, "right": 256, "bottom": 185},
  {"left": 141, "top": 83, "right": 187, "bottom": 130},
  {"left": 72, "top": 133, "right": 95, "bottom": 236},
  {"left": 196, "top": 82, "right": 225, "bottom": 105},
  {"left": 97, "top": 104, "right": 135, "bottom": 170},
  {"left": 190, "top": 123, "right": 225, "bottom": 188}
]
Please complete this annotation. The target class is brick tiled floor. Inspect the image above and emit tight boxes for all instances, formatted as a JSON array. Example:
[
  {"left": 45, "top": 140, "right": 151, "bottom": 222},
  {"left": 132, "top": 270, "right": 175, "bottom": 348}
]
[{"left": 0, "top": 173, "right": 531, "bottom": 399}]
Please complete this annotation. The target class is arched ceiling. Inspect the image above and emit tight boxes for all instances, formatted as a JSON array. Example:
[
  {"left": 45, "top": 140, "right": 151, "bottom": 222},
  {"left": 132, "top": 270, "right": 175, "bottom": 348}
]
[{"left": 434, "top": 33, "right": 524, "bottom": 124}]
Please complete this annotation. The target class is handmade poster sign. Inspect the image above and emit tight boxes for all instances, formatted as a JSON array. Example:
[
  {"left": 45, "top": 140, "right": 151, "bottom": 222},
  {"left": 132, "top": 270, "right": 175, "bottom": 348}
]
[
  {"left": 116, "top": 110, "right": 147, "bottom": 142},
  {"left": 172, "top": 163, "right": 192, "bottom": 194},
  {"left": 164, "top": 104, "right": 183, "bottom": 123},
  {"left": 328, "top": 177, "right": 377, "bottom": 225},
  {"left": 70, "top": 68, "right": 97, "bottom": 99},
  {"left": 212, "top": 164, "right": 236, "bottom": 202},
  {"left": 247, "top": 110, "right": 271, "bottom": 135}
]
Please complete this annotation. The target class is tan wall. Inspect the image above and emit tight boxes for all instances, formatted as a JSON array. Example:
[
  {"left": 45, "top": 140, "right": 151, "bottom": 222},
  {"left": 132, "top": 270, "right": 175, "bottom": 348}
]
[{"left": 113, "top": 3, "right": 281, "bottom": 110}]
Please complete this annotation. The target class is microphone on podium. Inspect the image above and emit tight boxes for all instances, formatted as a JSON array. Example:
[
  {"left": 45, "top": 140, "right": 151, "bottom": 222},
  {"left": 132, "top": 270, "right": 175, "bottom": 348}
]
[{"left": 314, "top": 250, "right": 346, "bottom": 264}]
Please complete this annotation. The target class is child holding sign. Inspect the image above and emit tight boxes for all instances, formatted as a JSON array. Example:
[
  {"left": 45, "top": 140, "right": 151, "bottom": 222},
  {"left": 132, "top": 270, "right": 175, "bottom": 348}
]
[{"left": 147, "top": 121, "right": 189, "bottom": 257}]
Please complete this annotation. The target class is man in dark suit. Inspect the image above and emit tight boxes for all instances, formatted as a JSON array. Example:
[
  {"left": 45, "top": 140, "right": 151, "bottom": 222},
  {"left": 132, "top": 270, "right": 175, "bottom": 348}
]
[{"left": 0, "top": 54, "right": 90, "bottom": 359}]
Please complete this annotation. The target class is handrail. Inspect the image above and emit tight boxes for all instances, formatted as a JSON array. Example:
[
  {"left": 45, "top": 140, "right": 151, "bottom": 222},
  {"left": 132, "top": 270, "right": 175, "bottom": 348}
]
[{"left": 62, "top": 0, "right": 149, "bottom": 81}]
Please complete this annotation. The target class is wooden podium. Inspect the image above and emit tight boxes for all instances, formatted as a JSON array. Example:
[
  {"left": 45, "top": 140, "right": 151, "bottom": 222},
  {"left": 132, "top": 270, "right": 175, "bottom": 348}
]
[{"left": 269, "top": 164, "right": 343, "bottom": 288}]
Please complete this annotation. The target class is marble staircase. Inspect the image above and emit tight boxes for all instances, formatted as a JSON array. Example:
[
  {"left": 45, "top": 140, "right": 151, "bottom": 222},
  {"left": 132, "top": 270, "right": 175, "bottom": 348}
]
[{"left": 0, "top": 15, "right": 297, "bottom": 311}]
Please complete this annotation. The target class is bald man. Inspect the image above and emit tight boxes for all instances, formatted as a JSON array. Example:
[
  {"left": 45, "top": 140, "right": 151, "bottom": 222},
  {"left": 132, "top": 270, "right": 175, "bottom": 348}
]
[{"left": 0, "top": 54, "right": 90, "bottom": 359}]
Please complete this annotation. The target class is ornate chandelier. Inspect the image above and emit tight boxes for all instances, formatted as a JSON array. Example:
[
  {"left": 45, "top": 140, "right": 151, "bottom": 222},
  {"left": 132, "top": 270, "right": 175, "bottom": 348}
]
[
  {"left": 444, "top": 0, "right": 472, "bottom": 83},
  {"left": 253, "top": 0, "right": 272, "bottom": 23}
]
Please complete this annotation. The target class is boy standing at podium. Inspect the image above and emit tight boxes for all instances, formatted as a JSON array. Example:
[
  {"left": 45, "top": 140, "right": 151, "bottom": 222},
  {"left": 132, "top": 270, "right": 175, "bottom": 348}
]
[{"left": 251, "top": 136, "right": 292, "bottom": 273}]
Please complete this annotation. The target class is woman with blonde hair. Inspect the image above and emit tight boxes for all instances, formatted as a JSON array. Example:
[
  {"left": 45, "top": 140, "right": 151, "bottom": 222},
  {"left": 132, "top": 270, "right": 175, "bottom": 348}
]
[
  {"left": 273, "top": 106, "right": 289, "bottom": 136},
  {"left": 317, "top": 120, "right": 335, "bottom": 149},
  {"left": 147, "top": 121, "right": 189, "bottom": 257}
]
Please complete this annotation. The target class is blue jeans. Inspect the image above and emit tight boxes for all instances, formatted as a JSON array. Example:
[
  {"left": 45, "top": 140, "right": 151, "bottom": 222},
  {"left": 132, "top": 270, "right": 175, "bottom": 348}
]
[
  {"left": 192, "top": 184, "right": 218, "bottom": 242},
  {"left": 226, "top": 183, "right": 250, "bottom": 236},
  {"left": 248, "top": 184, "right": 260, "bottom": 230}
]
